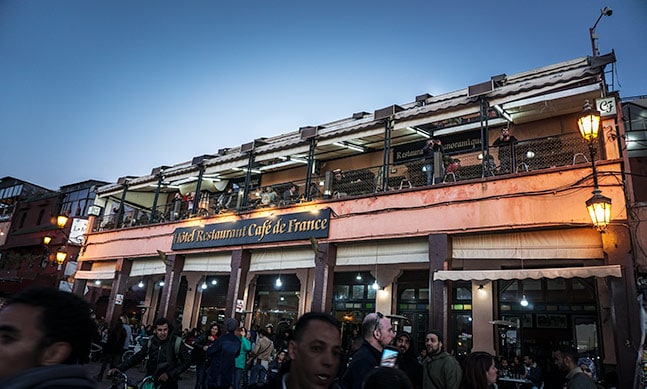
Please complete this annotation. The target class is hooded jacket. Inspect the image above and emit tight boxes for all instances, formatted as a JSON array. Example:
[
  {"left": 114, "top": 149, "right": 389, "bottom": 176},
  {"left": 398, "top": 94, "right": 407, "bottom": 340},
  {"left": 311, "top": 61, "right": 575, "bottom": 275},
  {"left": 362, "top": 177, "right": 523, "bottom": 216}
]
[
  {"left": 0, "top": 365, "right": 96, "bottom": 389},
  {"left": 422, "top": 351, "right": 462, "bottom": 389},
  {"left": 395, "top": 332, "right": 423, "bottom": 389}
]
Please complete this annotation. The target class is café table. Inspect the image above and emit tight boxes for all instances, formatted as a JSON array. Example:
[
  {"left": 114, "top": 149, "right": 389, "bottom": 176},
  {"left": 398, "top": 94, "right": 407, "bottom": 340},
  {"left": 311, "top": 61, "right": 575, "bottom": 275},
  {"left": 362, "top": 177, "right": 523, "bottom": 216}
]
[{"left": 498, "top": 376, "right": 529, "bottom": 389}]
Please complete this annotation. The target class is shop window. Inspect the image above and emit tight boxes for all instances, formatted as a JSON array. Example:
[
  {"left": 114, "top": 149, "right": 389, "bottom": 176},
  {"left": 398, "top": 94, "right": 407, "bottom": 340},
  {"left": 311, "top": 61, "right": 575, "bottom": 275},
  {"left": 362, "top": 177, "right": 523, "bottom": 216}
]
[
  {"left": 547, "top": 278, "right": 567, "bottom": 290},
  {"left": 36, "top": 209, "right": 45, "bottom": 225},
  {"left": 401, "top": 288, "right": 416, "bottom": 300}
]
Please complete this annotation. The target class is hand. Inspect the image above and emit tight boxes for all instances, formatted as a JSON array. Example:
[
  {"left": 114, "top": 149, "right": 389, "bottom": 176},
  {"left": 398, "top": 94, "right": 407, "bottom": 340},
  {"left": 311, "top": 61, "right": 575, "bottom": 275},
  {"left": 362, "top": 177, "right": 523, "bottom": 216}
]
[
  {"left": 107, "top": 368, "right": 120, "bottom": 377},
  {"left": 158, "top": 372, "right": 169, "bottom": 382},
  {"left": 203, "top": 345, "right": 209, "bottom": 351},
  {"left": 208, "top": 335, "right": 215, "bottom": 341}
]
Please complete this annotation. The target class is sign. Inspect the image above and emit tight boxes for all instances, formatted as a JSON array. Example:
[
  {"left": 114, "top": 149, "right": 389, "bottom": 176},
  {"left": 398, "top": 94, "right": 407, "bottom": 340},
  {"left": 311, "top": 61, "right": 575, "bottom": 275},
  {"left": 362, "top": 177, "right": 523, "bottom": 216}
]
[
  {"left": 236, "top": 299, "right": 245, "bottom": 313},
  {"left": 69, "top": 218, "right": 88, "bottom": 245},
  {"left": 596, "top": 97, "right": 616, "bottom": 117},
  {"left": 115, "top": 294, "right": 124, "bottom": 305},
  {"left": 392, "top": 129, "right": 482, "bottom": 164},
  {"left": 171, "top": 209, "right": 331, "bottom": 250}
]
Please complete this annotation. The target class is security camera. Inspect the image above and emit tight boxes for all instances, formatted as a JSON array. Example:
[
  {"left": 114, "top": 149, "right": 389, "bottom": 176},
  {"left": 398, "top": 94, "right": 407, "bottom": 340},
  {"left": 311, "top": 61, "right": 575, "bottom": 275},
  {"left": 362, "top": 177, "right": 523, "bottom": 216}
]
[{"left": 602, "top": 6, "right": 612, "bottom": 16}]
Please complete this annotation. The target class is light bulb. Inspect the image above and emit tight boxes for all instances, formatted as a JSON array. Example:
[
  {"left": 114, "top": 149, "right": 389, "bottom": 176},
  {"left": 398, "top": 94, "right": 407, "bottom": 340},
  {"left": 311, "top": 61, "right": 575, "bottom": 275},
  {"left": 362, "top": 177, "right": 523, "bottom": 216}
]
[
  {"left": 372, "top": 280, "right": 380, "bottom": 290},
  {"left": 275, "top": 277, "right": 282, "bottom": 288},
  {"left": 520, "top": 294, "right": 529, "bottom": 307},
  {"left": 159, "top": 280, "right": 165, "bottom": 287},
  {"left": 201, "top": 282, "right": 207, "bottom": 290},
  {"left": 211, "top": 279, "right": 217, "bottom": 285},
  {"left": 356, "top": 273, "right": 362, "bottom": 281},
  {"left": 138, "top": 280, "right": 144, "bottom": 288},
  {"left": 94, "top": 280, "right": 101, "bottom": 286}
]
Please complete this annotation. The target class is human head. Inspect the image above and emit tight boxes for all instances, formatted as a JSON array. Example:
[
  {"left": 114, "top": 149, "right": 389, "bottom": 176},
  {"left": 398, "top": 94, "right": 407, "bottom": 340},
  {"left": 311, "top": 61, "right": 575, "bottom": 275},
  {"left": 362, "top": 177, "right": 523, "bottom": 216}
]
[
  {"left": 362, "top": 366, "right": 413, "bottom": 389},
  {"left": 209, "top": 323, "right": 220, "bottom": 336},
  {"left": 523, "top": 354, "right": 535, "bottom": 366},
  {"left": 425, "top": 330, "right": 443, "bottom": 356},
  {"left": 224, "top": 318, "right": 238, "bottom": 334},
  {"left": 555, "top": 345, "right": 579, "bottom": 372},
  {"left": 395, "top": 332, "right": 412, "bottom": 354},
  {"left": 287, "top": 312, "right": 342, "bottom": 389},
  {"left": 153, "top": 317, "right": 171, "bottom": 341},
  {"left": 361, "top": 312, "right": 394, "bottom": 351},
  {"left": 0, "top": 287, "right": 96, "bottom": 380},
  {"left": 461, "top": 351, "right": 497, "bottom": 389},
  {"left": 577, "top": 357, "right": 598, "bottom": 381}
]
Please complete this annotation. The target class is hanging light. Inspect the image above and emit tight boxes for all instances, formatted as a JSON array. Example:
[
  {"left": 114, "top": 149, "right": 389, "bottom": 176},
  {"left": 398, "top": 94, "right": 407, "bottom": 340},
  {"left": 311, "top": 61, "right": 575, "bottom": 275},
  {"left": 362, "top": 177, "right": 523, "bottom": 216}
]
[
  {"left": 586, "top": 189, "right": 612, "bottom": 232},
  {"left": 371, "top": 279, "right": 380, "bottom": 290},
  {"left": 56, "top": 215, "right": 69, "bottom": 229},
  {"left": 577, "top": 100, "right": 601, "bottom": 141},
  {"left": 138, "top": 280, "right": 144, "bottom": 288},
  {"left": 55, "top": 248, "right": 67, "bottom": 266},
  {"left": 159, "top": 280, "right": 165, "bottom": 287},
  {"left": 275, "top": 276, "right": 283, "bottom": 288},
  {"left": 520, "top": 294, "right": 529, "bottom": 307},
  {"left": 43, "top": 235, "right": 52, "bottom": 245},
  {"left": 211, "top": 279, "right": 217, "bottom": 285},
  {"left": 356, "top": 272, "right": 363, "bottom": 281},
  {"left": 94, "top": 280, "right": 101, "bottom": 286},
  {"left": 201, "top": 281, "right": 208, "bottom": 290}
]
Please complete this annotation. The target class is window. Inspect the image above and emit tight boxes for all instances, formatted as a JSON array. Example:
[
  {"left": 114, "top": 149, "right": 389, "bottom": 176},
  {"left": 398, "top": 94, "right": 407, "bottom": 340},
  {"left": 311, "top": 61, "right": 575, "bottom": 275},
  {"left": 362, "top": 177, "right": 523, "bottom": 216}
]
[{"left": 37, "top": 209, "right": 45, "bottom": 225}]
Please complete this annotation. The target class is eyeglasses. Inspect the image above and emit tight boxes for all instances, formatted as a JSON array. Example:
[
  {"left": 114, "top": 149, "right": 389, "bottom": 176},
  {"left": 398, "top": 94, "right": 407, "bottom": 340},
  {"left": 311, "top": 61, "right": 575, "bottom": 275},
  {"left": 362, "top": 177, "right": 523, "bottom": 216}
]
[{"left": 373, "top": 312, "right": 384, "bottom": 332}]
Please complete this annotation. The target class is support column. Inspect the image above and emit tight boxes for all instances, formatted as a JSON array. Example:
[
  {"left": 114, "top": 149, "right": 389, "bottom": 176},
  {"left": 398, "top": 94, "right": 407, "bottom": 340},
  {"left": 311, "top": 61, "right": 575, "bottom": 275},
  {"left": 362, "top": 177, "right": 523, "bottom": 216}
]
[
  {"left": 429, "top": 234, "right": 451, "bottom": 345},
  {"left": 142, "top": 280, "right": 155, "bottom": 325},
  {"left": 158, "top": 254, "right": 185, "bottom": 322},
  {"left": 370, "top": 265, "right": 401, "bottom": 315},
  {"left": 225, "top": 249, "right": 251, "bottom": 319},
  {"left": 471, "top": 281, "right": 494, "bottom": 354},
  {"left": 106, "top": 258, "right": 133, "bottom": 326},
  {"left": 311, "top": 242, "right": 336, "bottom": 313},
  {"left": 72, "top": 261, "right": 92, "bottom": 297},
  {"left": 181, "top": 273, "right": 202, "bottom": 330},
  {"left": 603, "top": 225, "right": 641, "bottom": 388},
  {"left": 296, "top": 268, "right": 312, "bottom": 317}
]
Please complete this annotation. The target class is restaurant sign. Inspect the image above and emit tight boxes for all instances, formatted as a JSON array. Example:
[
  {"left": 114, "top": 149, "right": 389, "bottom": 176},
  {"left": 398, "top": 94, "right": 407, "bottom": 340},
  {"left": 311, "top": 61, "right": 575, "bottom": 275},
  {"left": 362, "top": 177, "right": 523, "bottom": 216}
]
[
  {"left": 392, "top": 129, "right": 482, "bottom": 164},
  {"left": 171, "top": 209, "right": 331, "bottom": 250}
]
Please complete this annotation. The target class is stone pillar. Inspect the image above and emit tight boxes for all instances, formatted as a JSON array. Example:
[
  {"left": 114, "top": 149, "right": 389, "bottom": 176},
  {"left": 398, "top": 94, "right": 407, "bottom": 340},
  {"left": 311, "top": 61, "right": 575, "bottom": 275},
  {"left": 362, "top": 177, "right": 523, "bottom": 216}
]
[
  {"left": 429, "top": 234, "right": 451, "bottom": 345},
  {"left": 225, "top": 249, "right": 251, "bottom": 319},
  {"left": 142, "top": 280, "right": 155, "bottom": 325},
  {"left": 603, "top": 225, "right": 641, "bottom": 388},
  {"left": 311, "top": 242, "right": 336, "bottom": 313},
  {"left": 296, "top": 268, "right": 312, "bottom": 317},
  {"left": 105, "top": 258, "right": 133, "bottom": 326},
  {"left": 181, "top": 273, "right": 202, "bottom": 330},
  {"left": 158, "top": 254, "right": 185, "bottom": 322},
  {"left": 471, "top": 281, "right": 495, "bottom": 354},
  {"left": 72, "top": 261, "right": 92, "bottom": 297},
  {"left": 370, "top": 265, "right": 400, "bottom": 315}
]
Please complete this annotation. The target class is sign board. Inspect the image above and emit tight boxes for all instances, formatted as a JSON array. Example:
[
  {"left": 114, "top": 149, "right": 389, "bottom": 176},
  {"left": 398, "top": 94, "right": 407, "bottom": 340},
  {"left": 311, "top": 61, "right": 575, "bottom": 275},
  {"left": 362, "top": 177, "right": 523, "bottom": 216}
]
[
  {"left": 392, "top": 129, "right": 482, "bottom": 164},
  {"left": 236, "top": 299, "right": 245, "bottom": 313},
  {"left": 115, "top": 294, "right": 124, "bottom": 305},
  {"left": 69, "top": 218, "right": 88, "bottom": 245},
  {"left": 596, "top": 97, "right": 616, "bottom": 117},
  {"left": 172, "top": 209, "right": 330, "bottom": 250}
]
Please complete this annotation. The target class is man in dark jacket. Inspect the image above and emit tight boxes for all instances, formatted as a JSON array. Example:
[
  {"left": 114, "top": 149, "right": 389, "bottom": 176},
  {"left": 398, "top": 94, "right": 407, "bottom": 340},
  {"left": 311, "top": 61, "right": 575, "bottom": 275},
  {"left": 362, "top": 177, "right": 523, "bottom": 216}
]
[
  {"left": 0, "top": 287, "right": 97, "bottom": 389},
  {"left": 206, "top": 318, "right": 241, "bottom": 389},
  {"left": 112, "top": 317, "right": 191, "bottom": 389},
  {"left": 341, "top": 312, "right": 395, "bottom": 389},
  {"left": 395, "top": 332, "right": 423, "bottom": 389},
  {"left": 422, "top": 330, "right": 461, "bottom": 389}
]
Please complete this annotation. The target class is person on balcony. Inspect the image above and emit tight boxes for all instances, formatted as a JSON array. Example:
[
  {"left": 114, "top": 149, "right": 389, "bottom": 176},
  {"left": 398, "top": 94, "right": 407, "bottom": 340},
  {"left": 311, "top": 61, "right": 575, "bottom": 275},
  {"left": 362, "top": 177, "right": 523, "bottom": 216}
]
[
  {"left": 422, "top": 138, "right": 444, "bottom": 185},
  {"left": 492, "top": 127, "right": 518, "bottom": 174}
]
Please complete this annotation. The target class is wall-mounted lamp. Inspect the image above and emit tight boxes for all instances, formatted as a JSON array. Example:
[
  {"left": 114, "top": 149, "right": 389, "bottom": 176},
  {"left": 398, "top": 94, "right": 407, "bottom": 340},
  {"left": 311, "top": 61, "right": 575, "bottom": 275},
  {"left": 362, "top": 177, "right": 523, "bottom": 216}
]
[
  {"left": 477, "top": 284, "right": 486, "bottom": 295},
  {"left": 201, "top": 281, "right": 208, "bottom": 290},
  {"left": 577, "top": 100, "right": 612, "bottom": 232}
]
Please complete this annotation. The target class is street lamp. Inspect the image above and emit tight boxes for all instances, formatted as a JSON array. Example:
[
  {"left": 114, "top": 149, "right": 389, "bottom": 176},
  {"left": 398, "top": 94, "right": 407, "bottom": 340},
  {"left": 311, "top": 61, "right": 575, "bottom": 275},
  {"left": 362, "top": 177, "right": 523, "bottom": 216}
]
[
  {"left": 577, "top": 100, "right": 612, "bottom": 232},
  {"left": 589, "top": 6, "right": 613, "bottom": 57},
  {"left": 43, "top": 214, "right": 71, "bottom": 269}
]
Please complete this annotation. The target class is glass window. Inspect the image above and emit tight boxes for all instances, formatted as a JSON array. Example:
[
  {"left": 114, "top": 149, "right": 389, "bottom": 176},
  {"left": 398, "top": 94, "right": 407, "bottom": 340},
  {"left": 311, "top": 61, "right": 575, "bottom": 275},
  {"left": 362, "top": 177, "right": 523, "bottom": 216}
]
[
  {"left": 401, "top": 288, "right": 416, "bottom": 300},
  {"left": 334, "top": 285, "right": 349, "bottom": 300},
  {"left": 37, "top": 209, "right": 45, "bottom": 225},
  {"left": 456, "top": 287, "right": 471, "bottom": 301},
  {"left": 352, "top": 285, "right": 365, "bottom": 299},
  {"left": 523, "top": 279, "right": 542, "bottom": 291},
  {"left": 547, "top": 278, "right": 567, "bottom": 290}
]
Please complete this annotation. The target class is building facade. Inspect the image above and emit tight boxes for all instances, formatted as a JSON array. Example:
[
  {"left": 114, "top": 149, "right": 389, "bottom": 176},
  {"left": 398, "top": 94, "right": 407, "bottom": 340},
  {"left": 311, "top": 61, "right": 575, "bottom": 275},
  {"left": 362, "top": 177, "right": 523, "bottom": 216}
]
[{"left": 73, "top": 55, "right": 642, "bottom": 386}]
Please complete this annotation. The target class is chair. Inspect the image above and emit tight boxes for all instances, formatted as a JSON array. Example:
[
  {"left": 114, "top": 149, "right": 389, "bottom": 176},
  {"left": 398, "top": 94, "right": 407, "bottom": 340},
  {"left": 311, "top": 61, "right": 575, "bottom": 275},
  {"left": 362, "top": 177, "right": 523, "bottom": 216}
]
[
  {"left": 572, "top": 153, "right": 589, "bottom": 164},
  {"left": 443, "top": 172, "right": 457, "bottom": 182}
]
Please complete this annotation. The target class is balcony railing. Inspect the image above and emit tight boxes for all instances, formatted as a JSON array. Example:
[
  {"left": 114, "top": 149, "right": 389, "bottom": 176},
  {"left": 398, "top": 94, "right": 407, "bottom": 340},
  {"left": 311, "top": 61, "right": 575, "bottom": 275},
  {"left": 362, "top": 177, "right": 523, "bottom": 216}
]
[{"left": 92, "top": 132, "right": 598, "bottom": 232}]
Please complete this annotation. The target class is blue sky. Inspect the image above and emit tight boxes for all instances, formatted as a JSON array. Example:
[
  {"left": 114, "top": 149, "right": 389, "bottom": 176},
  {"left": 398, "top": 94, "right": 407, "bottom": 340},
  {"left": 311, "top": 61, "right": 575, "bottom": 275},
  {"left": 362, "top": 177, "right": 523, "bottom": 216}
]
[{"left": 1, "top": 0, "right": 645, "bottom": 189}]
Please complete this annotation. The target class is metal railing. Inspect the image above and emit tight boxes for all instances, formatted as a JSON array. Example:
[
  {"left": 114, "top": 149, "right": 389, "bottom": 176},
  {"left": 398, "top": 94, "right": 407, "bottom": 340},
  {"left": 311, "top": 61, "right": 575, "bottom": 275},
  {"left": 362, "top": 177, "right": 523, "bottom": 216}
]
[{"left": 93, "top": 132, "right": 597, "bottom": 232}]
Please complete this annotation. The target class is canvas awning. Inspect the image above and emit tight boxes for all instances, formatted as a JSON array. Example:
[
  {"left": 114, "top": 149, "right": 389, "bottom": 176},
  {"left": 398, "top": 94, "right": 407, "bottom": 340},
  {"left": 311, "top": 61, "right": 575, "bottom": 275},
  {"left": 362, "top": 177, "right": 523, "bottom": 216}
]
[
  {"left": 74, "top": 261, "right": 117, "bottom": 280},
  {"left": 433, "top": 265, "right": 622, "bottom": 281}
]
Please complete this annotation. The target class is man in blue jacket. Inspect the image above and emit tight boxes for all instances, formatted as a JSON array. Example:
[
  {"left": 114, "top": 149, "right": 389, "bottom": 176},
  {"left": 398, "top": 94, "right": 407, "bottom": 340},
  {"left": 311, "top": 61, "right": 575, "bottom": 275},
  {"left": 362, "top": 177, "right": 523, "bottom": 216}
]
[{"left": 206, "top": 318, "right": 241, "bottom": 389}]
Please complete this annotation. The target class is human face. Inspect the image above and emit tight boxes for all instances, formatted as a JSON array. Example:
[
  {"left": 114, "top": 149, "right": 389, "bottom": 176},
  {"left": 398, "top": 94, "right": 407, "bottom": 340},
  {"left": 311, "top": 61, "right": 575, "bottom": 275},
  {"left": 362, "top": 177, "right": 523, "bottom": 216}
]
[
  {"left": 579, "top": 364, "right": 593, "bottom": 378},
  {"left": 210, "top": 325, "right": 219, "bottom": 337},
  {"left": 554, "top": 351, "right": 567, "bottom": 371},
  {"left": 396, "top": 335, "right": 410, "bottom": 354},
  {"left": 425, "top": 333, "right": 442, "bottom": 355},
  {"left": 523, "top": 355, "right": 532, "bottom": 366},
  {"left": 486, "top": 359, "right": 498, "bottom": 385},
  {"left": 155, "top": 323, "right": 169, "bottom": 341},
  {"left": 288, "top": 320, "right": 342, "bottom": 389},
  {"left": 0, "top": 304, "right": 47, "bottom": 380},
  {"left": 374, "top": 316, "right": 395, "bottom": 349}
]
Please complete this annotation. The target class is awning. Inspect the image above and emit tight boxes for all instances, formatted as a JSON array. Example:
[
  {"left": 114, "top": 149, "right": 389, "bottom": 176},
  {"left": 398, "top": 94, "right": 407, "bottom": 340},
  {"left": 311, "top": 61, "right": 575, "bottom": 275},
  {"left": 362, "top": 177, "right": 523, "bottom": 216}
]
[
  {"left": 74, "top": 261, "right": 117, "bottom": 280},
  {"left": 433, "top": 265, "right": 622, "bottom": 281}
]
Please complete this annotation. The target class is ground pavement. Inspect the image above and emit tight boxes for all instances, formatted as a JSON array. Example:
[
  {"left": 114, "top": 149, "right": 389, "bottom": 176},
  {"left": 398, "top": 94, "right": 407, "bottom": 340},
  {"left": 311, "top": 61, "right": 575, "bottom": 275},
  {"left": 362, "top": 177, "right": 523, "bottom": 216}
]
[{"left": 88, "top": 359, "right": 197, "bottom": 389}]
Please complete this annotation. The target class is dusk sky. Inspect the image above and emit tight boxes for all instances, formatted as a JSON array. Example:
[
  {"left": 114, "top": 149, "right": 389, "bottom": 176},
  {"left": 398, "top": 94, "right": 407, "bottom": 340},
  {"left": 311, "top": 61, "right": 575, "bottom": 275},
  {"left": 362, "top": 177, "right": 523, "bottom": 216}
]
[{"left": 1, "top": 1, "right": 645, "bottom": 190}]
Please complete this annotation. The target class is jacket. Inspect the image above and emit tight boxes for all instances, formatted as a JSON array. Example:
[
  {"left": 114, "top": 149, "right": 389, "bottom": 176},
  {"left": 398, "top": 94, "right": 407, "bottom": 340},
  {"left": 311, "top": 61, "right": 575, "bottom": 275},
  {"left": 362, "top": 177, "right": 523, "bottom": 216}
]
[
  {"left": 0, "top": 365, "right": 96, "bottom": 389},
  {"left": 235, "top": 335, "right": 252, "bottom": 369},
  {"left": 422, "top": 351, "right": 462, "bottom": 389},
  {"left": 340, "top": 340, "right": 381, "bottom": 389},
  {"left": 565, "top": 367, "right": 598, "bottom": 389},
  {"left": 252, "top": 334, "right": 275, "bottom": 363},
  {"left": 253, "top": 361, "right": 343, "bottom": 389},
  {"left": 117, "top": 334, "right": 191, "bottom": 382},
  {"left": 206, "top": 332, "right": 241, "bottom": 388}
]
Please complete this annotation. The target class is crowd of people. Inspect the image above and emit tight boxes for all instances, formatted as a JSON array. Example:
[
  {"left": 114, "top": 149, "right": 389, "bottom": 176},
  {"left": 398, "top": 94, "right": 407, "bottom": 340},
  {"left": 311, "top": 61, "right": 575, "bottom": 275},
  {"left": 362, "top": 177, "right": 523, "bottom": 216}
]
[{"left": 0, "top": 287, "right": 615, "bottom": 389}]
